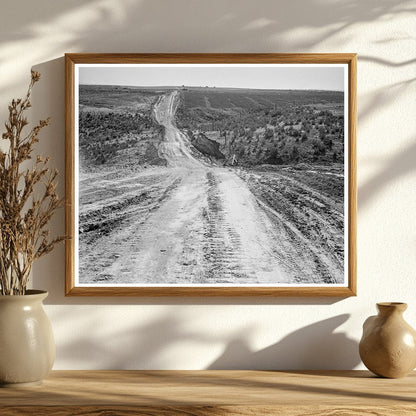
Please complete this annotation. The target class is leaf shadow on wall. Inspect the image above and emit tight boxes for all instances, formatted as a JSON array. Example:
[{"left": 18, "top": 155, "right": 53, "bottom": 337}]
[
  {"left": 207, "top": 314, "right": 360, "bottom": 370},
  {"left": 356, "top": 53, "right": 416, "bottom": 210},
  {"left": 0, "top": 0, "right": 414, "bottom": 96},
  {"left": 358, "top": 138, "right": 416, "bottom": 209},
  {"left": 358, "top": 78, "right": 415, "bottom": 127},
  {"left": 54, "top": 311, "right": 215, "bottom": 369},
  {"left": 27, "top": 0, "right": 416, "bottom": 304},
  {"left": 53, "top": 308, "right": 359, "bottom": 370},
  {"left": 1, "top": 0, "right": 412, "bottom": 51}
]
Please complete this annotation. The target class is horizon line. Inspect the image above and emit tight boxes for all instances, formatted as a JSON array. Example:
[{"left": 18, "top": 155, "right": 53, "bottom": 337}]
[{"left": 79, "top": 83, "right": 344, "bottom": 92}]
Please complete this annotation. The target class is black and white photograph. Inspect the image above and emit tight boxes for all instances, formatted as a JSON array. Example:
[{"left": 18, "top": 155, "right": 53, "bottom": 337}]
[{"left": 67, "top": 57, "right": 355, "bottom": 293}]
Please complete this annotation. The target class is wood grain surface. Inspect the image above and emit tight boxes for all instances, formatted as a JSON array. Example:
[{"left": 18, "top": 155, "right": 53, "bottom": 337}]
[{"left": 1, "top": 370, "right": 415, "bottom": 415}]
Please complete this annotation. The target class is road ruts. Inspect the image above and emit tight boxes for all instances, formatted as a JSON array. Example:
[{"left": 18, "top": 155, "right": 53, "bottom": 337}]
[
  {"left": 81, "top": 90, "right": 329, "bottom": 285},
  {"left": 202, "top": 171, "right": 257, "bottom": 284}
]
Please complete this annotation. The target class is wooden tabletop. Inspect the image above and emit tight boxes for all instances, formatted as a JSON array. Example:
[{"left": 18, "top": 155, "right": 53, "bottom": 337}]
[{"left": 1, "top": 370, "right": 415, "bottom": 415}]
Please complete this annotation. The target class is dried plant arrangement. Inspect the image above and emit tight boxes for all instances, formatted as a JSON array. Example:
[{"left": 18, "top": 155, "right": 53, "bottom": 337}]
[{"left": 0, "top": 71, "right": 65, "bottom": 295}]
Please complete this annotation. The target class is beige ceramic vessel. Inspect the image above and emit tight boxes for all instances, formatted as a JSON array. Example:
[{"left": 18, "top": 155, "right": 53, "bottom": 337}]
[
  {"left": 0, "top": 290, "right": 55, "bottom": 387},
  {"left": 359, "top": 302, "right": 416, "bottom": 378}
]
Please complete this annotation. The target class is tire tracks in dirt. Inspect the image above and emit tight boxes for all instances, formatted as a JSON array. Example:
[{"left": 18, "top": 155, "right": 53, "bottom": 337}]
[{"left": 79, "top": 90, "right": 342, "bottom": 285}]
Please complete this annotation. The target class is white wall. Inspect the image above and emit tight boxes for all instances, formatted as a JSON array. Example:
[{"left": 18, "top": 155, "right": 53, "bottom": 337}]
[{"left": 1, "top": 0, "right": 415, "bottom": 370}]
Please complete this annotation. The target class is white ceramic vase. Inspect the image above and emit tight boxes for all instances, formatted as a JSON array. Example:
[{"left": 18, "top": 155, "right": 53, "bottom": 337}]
[{"left": 0, "top": 290, "right": 55, "bottom": 387}]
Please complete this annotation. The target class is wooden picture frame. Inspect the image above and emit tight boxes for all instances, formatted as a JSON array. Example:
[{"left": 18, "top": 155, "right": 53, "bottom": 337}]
[{"left": 65, "top": 53, "right": 356, "bottom": 296}]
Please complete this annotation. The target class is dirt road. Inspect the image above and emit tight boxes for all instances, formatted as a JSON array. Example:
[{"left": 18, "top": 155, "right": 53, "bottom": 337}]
[
  {"left": 80, "top": 91, "right": 304, "bottom": 284},
  {"left": 79, "top": 91, "right": 343, "bottom": 285}
]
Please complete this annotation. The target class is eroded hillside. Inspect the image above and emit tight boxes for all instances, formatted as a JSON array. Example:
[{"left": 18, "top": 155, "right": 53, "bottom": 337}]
[{"left": 176, "top": 87, "right": 344, "bottom": 166}]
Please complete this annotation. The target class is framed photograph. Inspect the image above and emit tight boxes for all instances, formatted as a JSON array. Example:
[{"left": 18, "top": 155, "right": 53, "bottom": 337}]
[{"left": 65, "top": 53, "right": 356, "bottom": 296}]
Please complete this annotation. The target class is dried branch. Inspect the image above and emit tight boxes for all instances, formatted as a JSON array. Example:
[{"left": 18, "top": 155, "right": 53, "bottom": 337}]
[{"left": 0, "top": 71, "right": 66, "bottom": 295}]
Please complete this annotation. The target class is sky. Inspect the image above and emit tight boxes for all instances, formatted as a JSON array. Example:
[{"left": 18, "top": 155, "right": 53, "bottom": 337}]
[{"left": 78, "top": 64, "right": 346, "bottom": 91}]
